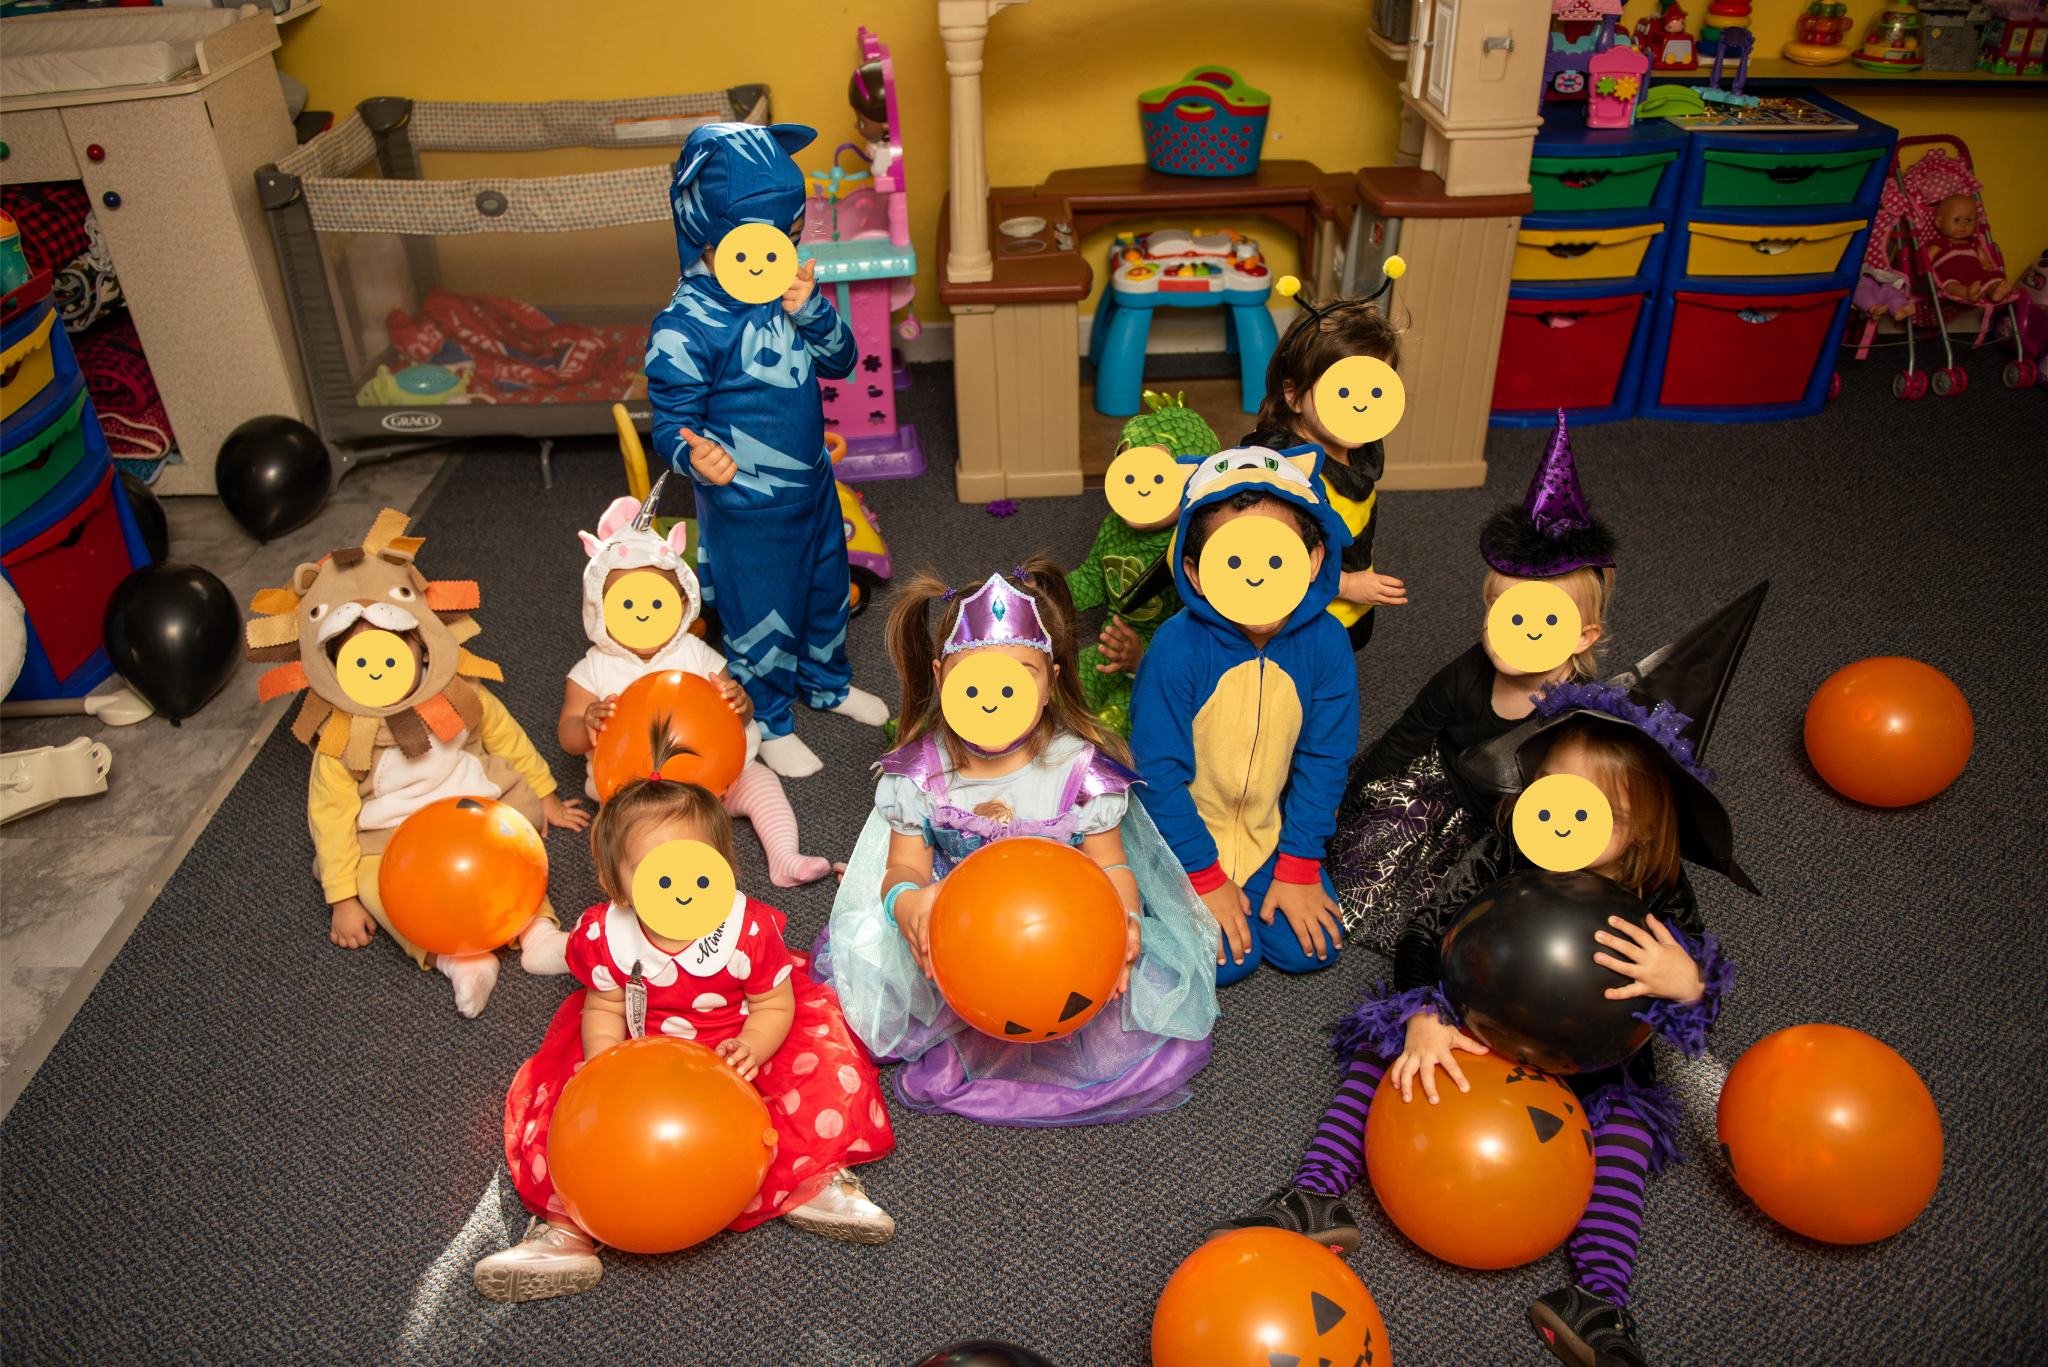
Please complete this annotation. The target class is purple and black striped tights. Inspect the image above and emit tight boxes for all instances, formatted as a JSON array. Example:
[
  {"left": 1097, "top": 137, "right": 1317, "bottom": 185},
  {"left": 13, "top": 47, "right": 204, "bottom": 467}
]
[{"left": 1293, "top": 1050, "right": 1654, "bottom": 1308}]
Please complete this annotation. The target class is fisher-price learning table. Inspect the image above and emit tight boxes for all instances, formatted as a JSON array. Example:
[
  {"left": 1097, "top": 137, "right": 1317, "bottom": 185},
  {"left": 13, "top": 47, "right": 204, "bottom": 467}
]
[{"left": 1089, "top": 229, "right": 1278, "bottom": 416}]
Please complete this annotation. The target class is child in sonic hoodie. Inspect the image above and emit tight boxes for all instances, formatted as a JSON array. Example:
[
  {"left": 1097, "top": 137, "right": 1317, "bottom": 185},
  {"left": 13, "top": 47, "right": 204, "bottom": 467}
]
[{"left": 1131, "top": 446, "right": 1359, "bottom": 987}]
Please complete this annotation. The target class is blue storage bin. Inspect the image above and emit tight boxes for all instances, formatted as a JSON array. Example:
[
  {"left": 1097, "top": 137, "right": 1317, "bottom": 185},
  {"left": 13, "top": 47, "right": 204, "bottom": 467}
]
[
  {"left": 1492, "top": 277, "right": 1658, "bottom": 427},
  {"left": 1, "top": 294, "right": 80, "bottom": 447},
  {"left": 1636, "top": 274, "right": 1854, "bottom": 424},
  {"left": 1673, "top": 90, "right": 1897, "bottom": 212}
]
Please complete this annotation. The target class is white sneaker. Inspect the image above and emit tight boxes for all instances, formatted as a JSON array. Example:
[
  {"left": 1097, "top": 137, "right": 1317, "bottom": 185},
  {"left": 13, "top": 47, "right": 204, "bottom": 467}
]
[
  {"left": 472, "top": 1218, "right": 601, "bottom": 1303},
  {"left": 824, "top": 686, "right": 891, "bottom": 726},
  {"left": 758, "top": 731, "right": 824, "bottom": 778},
  {"left": 783, "top": 1168, "right": 895, "bottom": 1244}
]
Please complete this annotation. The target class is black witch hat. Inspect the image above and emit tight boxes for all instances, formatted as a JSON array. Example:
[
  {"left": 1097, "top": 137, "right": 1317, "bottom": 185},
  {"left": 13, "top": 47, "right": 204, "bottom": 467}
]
[{"left": 1458, "top": 581, "right": 1770, "bottom": 894}]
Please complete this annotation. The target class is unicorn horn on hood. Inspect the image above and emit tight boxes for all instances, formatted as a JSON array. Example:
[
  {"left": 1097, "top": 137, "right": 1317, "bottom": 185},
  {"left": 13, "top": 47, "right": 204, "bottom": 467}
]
[{"left": 632, "top": 472, "right": 670, "bottom": 533}]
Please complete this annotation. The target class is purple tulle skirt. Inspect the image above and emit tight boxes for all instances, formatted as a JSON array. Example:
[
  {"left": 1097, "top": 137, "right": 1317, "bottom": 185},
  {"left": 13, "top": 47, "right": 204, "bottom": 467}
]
[{"left": 1327, "top": 750, "right": 1476, "bottom": 953}]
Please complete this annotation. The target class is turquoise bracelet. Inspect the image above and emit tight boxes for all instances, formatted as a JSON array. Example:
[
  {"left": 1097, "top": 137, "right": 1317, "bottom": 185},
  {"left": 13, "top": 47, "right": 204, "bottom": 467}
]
[{"left": 882, "top": 881, "right": 920, "bottom": 922}]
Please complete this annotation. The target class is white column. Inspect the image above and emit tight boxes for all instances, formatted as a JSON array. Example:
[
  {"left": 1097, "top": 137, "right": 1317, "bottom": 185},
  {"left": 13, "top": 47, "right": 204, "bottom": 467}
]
[{"left": 938, "top": 0, "right": 1027, "bottom": 285}]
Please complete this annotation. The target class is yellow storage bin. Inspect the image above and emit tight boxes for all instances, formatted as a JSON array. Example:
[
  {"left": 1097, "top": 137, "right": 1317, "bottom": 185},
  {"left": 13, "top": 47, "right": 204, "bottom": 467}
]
[
  {"left": 1681, "top": 217, "right": 1869, "bottom": 278},
  {"left": 1, "top": 309, "right": 58, "bottom": 422},
  {"left": 1514, "top": 222, "right": 1665, "bottom": 281}
]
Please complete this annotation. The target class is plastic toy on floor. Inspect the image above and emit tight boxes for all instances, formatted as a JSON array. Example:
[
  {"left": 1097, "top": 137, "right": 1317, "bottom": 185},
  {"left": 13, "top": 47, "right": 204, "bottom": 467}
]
[{"left": 1850, "top": 136, "right": 2039, "bottom": 396}]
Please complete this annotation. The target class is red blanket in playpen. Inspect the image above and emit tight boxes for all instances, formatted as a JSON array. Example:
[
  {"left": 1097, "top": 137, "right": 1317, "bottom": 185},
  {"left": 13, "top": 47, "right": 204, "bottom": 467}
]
[{"left": 386, "top": 287, "right": 647, "bottom": 403}]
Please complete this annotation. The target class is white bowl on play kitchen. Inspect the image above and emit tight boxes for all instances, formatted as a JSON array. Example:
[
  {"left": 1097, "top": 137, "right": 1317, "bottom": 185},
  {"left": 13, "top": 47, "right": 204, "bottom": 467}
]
[{"left": 998, "top": 217, "right": 1048, "bottom": 238}]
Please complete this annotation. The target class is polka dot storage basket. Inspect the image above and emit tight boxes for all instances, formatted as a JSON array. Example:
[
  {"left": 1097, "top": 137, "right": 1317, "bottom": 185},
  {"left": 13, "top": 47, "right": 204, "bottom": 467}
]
[{"left": 1139, "top": 66, "right": 1270, "bottom": 178}]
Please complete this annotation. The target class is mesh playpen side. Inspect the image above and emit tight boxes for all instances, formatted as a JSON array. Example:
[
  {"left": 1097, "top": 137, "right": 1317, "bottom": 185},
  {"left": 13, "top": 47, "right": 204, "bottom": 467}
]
[{"left": 254, "top": 88, "right": 768, "bottom": 470}]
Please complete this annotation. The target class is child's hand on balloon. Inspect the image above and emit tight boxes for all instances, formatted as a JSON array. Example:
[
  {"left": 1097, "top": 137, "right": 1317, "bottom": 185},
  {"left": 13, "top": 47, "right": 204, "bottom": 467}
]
[
  {"left": 714, "top": 672, "right": 753, "bottom": 721},
  {"left": 715, "top": 1037, "right": 761, "bottom": 1082},
  {"left": 782, "top": 257, "right": 817, "bottom": 315},
  {"left": 893, "top": 883, "right": 939, "bottom": 978},
  {"left": 1595, "top": 914, "right": 1705, "bottom": 1003},
  {"left": 329, "top": 897, "right": 377, "bottom": 949},
  {"left": 542, "top": 793, "right": 590, "bottom": 834},
  {"left": 1392, "top": 1012, "right": 1490, "bottom": 1105},
  {"left": 1111, "top": 914, "right": 1142, "bottom": 998},
  {"left": 584, "top": 695, "right": 618, "bottom": 739},
  {"left": 679, "top": 428, "right": 738, "bottom": 485}
]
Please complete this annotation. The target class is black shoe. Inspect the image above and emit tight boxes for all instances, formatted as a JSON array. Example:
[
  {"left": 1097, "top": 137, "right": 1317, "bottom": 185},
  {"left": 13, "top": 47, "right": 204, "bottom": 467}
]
[
  {"left": 1205, "top": 1185, "right": 1361, "bottom": 1254},
  {"left": 1528, "top": 1285, "right": 1649, "bottom": 1367}
]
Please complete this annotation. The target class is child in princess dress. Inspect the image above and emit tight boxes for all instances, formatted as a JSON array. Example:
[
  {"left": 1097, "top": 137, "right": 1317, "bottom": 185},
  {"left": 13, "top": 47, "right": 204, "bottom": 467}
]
[
  {"left": 475, "top": 746, "right": 895, "bottom": 1303},
  {"left": 557, "top": 479, "right": 830, "bottom": 886},
  {"left": 817, "top": 560, "right": 1219, "bottom": 1126}
]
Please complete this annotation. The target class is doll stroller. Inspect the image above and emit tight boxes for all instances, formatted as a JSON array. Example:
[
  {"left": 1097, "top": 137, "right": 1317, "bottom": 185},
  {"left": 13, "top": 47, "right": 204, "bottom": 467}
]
[{"left": 1849, "top": 135, "right": 2041, "bottom": 398}]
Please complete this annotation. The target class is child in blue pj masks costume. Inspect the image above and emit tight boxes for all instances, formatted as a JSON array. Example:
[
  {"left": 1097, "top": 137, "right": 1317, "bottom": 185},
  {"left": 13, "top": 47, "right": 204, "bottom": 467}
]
[{"left": 645, "top": 121, "right": 891, "bottom": 778}]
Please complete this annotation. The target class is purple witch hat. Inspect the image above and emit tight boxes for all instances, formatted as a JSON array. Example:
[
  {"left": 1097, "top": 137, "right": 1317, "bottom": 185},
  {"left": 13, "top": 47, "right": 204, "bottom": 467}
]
[{"left": 1479, "top": 409, "right": 1617, "bottom": 578}]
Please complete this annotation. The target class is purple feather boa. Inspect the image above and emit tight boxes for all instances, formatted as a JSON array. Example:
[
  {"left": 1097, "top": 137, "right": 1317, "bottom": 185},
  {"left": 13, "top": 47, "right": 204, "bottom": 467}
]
[
  {"left": 1533, "top": 680, "right": 1715, "bottom": 785},
  {"left": 1631, "top": 923, "right": 1734, "bottom": 1059},
  {"left": 1585, "top": 1077, "right": 1687, "bottom": 1175},
  {"left": 1331, "top": 982, "right": 1456, "bottom": 1060}
]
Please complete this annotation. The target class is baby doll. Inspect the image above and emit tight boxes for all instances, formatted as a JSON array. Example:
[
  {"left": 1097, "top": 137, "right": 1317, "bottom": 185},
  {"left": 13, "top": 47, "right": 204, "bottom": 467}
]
[
  {"left": 478, "top": 756, "right": 895, "bottom": 1302},
  {"left": 246, "top": 508, "right": 586, "bottom": 1018},
  {"left": 645, "top": 121, "right": 891, "bottom": 780},
  {"left": 1929, "top": 194, "right": 2012, "bottom": 305},
  {"left": 1069, "top": 393, "right": 1218, "bottom": 735},
  {"left": 559, "top": 482, "right": 829, "bottom": 886},
  {"left": 818, "top": 560, "right": 1219, "bottom": 1126},
  {"left": 1329, "top": 411, "right": 1615, "bottom": 952}
]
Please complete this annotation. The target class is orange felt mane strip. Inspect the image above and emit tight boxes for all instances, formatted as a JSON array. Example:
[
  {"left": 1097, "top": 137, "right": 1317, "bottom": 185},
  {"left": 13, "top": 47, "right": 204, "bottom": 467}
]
[
  {"left": 416, "top": 692, "right": 467, "bottom": 742},
  {"left": 251, "top": 587, "right": 302, "bottom": 617},
  {"left": 258, "top": 661, "right": 310, "bottom": 703},
  {"left": 425, "top": 581, "right": 480, "bottom": 612}
]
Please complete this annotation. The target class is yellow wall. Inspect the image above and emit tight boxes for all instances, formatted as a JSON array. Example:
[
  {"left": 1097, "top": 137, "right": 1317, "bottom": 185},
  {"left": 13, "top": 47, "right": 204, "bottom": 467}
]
[{"left": 278, "top": 0, "right": 2048, "bottom": 334}]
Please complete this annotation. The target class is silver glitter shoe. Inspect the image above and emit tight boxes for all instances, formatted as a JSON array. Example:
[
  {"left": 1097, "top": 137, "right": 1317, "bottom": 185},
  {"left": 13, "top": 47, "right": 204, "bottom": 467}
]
[
  {"left": 782, "top": 1168, "right": 895, "bottom": 1244},
  {"left": 472, "top": 1218, "right": 602, "bottom": 1303}
]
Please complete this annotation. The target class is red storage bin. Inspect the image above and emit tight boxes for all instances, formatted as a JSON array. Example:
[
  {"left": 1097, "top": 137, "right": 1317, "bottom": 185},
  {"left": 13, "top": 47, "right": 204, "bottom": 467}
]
[
  {"left": 2, "top": 469, "right": 138, "bottom": 683},
  {"left": 1659, "top": 287, "right": 1850, "bottom": 407},
  {"left": 1494, "top": 291, "right": 1647, "bottom": 410}
]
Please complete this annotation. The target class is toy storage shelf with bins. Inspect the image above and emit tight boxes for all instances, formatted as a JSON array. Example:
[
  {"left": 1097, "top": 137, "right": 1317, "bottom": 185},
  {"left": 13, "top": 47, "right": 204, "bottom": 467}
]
[
  {"left": 1638, "top": 89, "right": 1892, "bottom": 423},
  {"left": 1, "top": 270, "right": 153, "bottom": 703},
  {"left": 1492, "top": 113, "right": 1686, "bottom": 426}
]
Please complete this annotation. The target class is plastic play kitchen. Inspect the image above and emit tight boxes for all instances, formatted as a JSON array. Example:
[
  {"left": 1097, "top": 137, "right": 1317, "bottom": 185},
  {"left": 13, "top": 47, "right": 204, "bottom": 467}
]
[
  {"left": 799, "top": 27, "right": 925, "bottom": 481},
  {"left": 1137, "top": 66, "right": 1270, "bottom": 178},
  {"left": 1089, "top": 228, "right": 1277, "bottom": 417}
]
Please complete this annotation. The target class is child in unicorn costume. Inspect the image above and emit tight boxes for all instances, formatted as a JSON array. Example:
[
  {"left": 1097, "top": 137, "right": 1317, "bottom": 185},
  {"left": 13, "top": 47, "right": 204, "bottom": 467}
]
[{"left": 644, "top": 121, "right": 890, "bottom": 778}]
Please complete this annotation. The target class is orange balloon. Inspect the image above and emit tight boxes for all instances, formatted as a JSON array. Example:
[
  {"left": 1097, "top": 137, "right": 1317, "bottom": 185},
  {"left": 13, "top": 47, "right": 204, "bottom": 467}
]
[
  {"left": 377, "top": 796, "right": 548, "bottom": 956},
  {"left": 592, "top": 669, "right": 748, "bottom": 801},
  {"left": 928, "top": 838, "right": 1127, "bottom": 1042},
  {"left": 1717, "top": 1024, "right": 1942, "bottom": 1245},
  {"left": 547, "top": 1036, "right": 776, "bottom": 1254},
  {"left": 1804, "top": 656, "right": 1972, "bottom": 806},
  {"left": 1365, "top": 1051, "right": 1595, "bottom": 1269},
  {"left": 1153, "top": 1228, "right": 1391, "bottom": 1367}
]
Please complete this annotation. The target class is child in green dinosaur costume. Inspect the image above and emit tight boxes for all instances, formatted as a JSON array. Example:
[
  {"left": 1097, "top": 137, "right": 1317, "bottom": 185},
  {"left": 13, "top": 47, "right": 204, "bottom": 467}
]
[{"left": 1071, "top": 392, "right": 1219, "bottom": 735}]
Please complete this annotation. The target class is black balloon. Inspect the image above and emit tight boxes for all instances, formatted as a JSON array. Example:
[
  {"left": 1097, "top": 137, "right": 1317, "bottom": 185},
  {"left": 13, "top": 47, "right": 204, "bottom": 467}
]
[
  {"left": 215, "top": 415, "right": 330, "bottom": 541},
  {"left": 118, "top": 470, "right": 169, "bottom": 564},
  {"left": 101, "top": 562, "right": 241, "bottom": 724},
  {"left": 904, "top": 1343, "right": 1057, "bottom": 1367},
  {"left": 1441, "top": 870, "right": 1654, "bottom": 1074}
]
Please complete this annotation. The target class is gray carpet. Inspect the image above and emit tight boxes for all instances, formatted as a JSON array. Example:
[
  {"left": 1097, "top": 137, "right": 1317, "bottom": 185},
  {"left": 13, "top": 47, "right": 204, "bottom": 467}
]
[{"left": 4, "top": 343, "right": 2044, "bottom": 1366}]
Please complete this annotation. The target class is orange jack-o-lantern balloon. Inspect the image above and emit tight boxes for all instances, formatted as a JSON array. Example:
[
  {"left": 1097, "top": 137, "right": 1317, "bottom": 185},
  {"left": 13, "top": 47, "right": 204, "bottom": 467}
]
[
  {"left": 1153, "top": 1228, "right": 1392, "bottom": 1367},
  {"left": 377, "top": 796, "right": 548, "bottom": 956},
  {"left": 1366, "top": 1051, "right": 1594, "bottom": 1269},
  {"left": 591, "top": 669, "right": 748, "bottom": 800},
  {"left": 548, "top": 1036, "right": 776, "bottom": 1254},
  {"left": 1717, "top": 1024, "right": 1942, "bottom": 1244},
  {"left": 1804, "top": 656, "right": 1972, "bottom": 807},
  {"left": 928, "top": 838, "right": 1127, "bottom": 1042}
]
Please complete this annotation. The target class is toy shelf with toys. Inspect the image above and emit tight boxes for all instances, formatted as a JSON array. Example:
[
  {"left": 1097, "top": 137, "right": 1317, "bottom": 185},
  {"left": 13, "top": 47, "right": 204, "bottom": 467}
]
[{"left": 1088, "top": 228, "right": 1278, "bottom": 417}]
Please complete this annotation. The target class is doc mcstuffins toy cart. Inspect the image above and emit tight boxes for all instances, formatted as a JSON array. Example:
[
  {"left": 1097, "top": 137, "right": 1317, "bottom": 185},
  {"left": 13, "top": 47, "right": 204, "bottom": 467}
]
[
  {"left": 798, "top": 26, "right": 925, "bottom": 483},
  {"left": 1089, "top": 228, "right": 1277, "bottom": 416}
]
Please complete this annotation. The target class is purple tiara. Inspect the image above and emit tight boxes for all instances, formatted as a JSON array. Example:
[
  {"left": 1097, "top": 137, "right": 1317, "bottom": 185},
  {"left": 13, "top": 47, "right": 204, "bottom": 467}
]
[
  {"left": 1533, "top": 679, "right": 1716, "bottom": 785},
  {"left": 942, "top": 572, "right": 1054, "bottom": 656}
]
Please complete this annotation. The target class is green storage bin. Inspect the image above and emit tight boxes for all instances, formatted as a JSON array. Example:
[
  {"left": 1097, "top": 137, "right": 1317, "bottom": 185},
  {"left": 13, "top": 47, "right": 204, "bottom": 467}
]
[
  {"left": 1529, "top": 151, "right": 1678, "bottom": 211},
  {"left": 1, "top": 387, "right": 90, "bottom": 519},
  {"left": 1699, "top": 147, "right": 1886, "bottom": 208}
]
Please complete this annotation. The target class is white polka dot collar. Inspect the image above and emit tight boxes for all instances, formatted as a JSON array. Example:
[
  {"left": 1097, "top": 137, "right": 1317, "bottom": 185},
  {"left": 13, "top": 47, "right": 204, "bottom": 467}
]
[{"left": 599, "top": 891, "right": 748, "bottom": 985}]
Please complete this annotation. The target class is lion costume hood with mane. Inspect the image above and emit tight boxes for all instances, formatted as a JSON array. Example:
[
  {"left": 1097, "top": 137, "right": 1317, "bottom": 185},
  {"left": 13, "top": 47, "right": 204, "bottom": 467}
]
[{"left": 246, "top": 508, "right": 505, "bottom": 773}]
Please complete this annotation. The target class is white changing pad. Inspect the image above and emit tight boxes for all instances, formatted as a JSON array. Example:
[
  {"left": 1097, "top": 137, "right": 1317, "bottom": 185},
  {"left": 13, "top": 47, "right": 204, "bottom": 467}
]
[{"left": 0, "top": 8, "right": 243, "bottom": 98}]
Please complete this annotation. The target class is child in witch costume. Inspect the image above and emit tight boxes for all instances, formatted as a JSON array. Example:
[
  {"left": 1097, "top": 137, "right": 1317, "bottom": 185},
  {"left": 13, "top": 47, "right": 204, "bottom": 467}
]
[
  {"left": 558, "top": 476, "right": 830, "bottom": 886},
  {"left": 1329, "top": 410, "right": 1616, "bottom": 952},
  {"left": 478, "top": 756, "right": 895, "bottom": 1303},
  {"left": 1211, "top": 585, "right": 1768, "bottom": 1367},
  {"left": 248, "top": 509, "right": 587, "bottom": 1017},
  {"left": 817, "top": 559, "right": 1219, "bottom": 1125},
  {"left": 645, "top": 121, "right": 890, "bottom": 780},
  {"left": 1130, "top": 446, "right": 1359, "bottom": 986},
  {"left": 1069, "top": 393, "right": 1217, "bottom": 736}
]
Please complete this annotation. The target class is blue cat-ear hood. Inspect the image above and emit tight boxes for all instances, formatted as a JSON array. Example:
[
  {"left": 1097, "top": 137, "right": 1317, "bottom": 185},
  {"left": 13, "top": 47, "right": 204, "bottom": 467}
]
[
  {"left": 1169, "top": 443, "right": 1354, "bottom": 638},
  {"left": 670, "top": 122, "right": 818, "bottom": 259}
]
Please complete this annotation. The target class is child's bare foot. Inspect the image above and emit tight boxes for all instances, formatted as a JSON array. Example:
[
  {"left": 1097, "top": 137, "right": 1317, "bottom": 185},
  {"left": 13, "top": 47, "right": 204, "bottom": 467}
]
[
  {"left": 437, "top": 951, "right": 500, "bottom": 1018},
  {"left": 329, "top": 898, "right": 377, "bottom": 949}
]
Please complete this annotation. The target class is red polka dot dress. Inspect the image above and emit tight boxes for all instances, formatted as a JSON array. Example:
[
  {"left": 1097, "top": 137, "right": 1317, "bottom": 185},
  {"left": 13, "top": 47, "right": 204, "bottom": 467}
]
[{"left": 504, "top": 895, "right": 895, "bottom": 1232}]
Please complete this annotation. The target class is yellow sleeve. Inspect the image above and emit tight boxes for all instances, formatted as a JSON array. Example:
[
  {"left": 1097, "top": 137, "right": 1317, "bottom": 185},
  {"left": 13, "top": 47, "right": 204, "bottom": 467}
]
[
  {"left": 476, "top": 685, "right": 558, "bottom": 799},
  {"left": 308, "top": 754, "right": 366, "bottom": 903}
]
